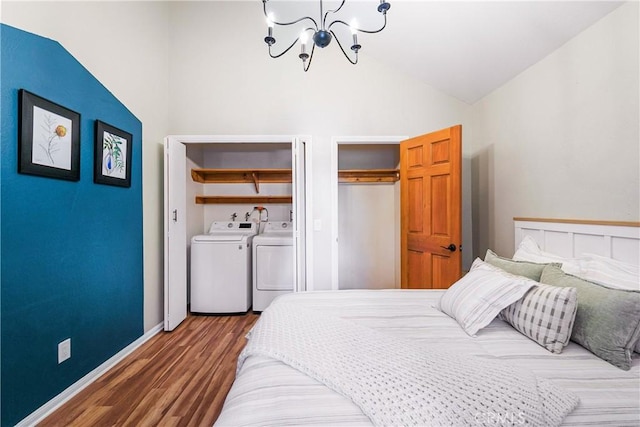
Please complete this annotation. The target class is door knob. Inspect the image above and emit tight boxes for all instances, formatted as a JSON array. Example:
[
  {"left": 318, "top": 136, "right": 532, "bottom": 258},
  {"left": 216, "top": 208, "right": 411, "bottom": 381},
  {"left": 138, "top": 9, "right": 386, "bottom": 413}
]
[{"left": 440, "top": 244, "right": 457, "bottom": 252}]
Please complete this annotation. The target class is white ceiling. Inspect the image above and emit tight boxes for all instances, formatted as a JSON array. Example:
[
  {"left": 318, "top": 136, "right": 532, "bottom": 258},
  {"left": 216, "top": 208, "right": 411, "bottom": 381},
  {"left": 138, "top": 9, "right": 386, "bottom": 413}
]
[
  {"left": 367, "top": 1, "right": 624, "bottom": 104},
  {"left": 268, "top": 1, "right": 624, "bottom": 104}
]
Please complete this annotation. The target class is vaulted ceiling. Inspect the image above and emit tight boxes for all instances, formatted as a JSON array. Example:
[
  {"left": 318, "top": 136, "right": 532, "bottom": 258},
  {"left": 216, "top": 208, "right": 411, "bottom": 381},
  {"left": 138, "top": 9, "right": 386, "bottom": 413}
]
[
  {"left": 369, "top": 1, "right": 623, "bottom": 103},
  {"left": 266, "top": 1, "right": 624, "bottom": 104}
]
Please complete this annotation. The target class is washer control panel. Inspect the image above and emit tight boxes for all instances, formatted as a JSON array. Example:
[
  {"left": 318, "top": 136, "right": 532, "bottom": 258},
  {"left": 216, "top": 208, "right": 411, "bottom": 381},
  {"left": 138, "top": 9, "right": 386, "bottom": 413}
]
[
  {"left": 208, "top": 221, "right": 258, "bottom": 233},
  {"left": 262, "top": 221, "right": 293, "bottom": 233}
]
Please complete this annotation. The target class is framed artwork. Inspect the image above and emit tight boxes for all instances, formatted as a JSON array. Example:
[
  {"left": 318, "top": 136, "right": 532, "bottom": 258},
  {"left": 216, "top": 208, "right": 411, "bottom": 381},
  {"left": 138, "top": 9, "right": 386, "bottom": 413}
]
[
  {"left": 18, "top": 89, "right": 81, "bottom": 181},
  {"left": 94, "top": 120, "right": 132, "bottom": 188}
]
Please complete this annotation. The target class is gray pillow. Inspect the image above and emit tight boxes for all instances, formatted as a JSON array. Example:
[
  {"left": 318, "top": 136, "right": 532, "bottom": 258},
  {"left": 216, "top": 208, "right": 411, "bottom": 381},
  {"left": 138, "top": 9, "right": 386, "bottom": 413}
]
[
  {"left": 485, "top": 249, "right": 560, "bottom": 281},
  {"left": 540, "top": 265, "right": 640, "bottom": 370}
]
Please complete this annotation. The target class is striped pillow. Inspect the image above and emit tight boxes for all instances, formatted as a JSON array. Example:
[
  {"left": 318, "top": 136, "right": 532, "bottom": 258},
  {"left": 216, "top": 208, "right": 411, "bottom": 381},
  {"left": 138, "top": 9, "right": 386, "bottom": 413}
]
[
  {"left": 437, "top": 258, "right": 537, "bottom": 336},
  {"left": 499, "top": 284, "right": 577, "bottom": 354}
]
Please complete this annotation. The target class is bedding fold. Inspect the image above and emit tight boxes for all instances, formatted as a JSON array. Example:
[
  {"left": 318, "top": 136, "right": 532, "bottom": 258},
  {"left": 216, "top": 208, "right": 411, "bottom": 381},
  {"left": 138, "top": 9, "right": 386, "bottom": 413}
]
[{"left": 239, "top": 300, "right": 579, "bottom": 427}]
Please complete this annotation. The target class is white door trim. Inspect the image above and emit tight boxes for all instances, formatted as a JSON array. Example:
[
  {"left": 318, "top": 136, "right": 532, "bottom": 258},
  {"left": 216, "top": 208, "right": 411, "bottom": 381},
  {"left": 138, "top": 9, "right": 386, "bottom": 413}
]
[
  {"left": 165, "top": 135, "right": 299, "bottom": 144},
  {"left": 291, "top": 136, "right": 314, "bottom": 292},
  {"left": 301, "top": 136, "right": 314, "bottom": 291}
]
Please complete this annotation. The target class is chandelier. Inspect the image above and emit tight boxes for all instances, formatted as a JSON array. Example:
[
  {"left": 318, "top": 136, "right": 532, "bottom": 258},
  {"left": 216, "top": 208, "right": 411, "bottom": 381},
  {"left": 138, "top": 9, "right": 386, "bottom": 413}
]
[{"left": 263, "top": 0, "right": 391, "bottom": 72}]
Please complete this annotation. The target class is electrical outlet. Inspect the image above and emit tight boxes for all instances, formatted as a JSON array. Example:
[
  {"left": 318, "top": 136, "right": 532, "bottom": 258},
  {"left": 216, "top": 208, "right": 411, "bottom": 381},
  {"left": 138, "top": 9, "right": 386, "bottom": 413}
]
[{"left": 58, "top": 338, "right": 71, "bottom": 364}]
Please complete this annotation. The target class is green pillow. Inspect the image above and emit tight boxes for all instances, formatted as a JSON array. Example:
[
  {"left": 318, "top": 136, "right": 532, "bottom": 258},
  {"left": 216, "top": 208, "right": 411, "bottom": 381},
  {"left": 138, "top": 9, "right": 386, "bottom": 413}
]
[
  {"left": 484, "top": 249, "right": 559, "bottom": 281},
  {"left": 540, "top": 265, "right": 640, "bottom": 370}
]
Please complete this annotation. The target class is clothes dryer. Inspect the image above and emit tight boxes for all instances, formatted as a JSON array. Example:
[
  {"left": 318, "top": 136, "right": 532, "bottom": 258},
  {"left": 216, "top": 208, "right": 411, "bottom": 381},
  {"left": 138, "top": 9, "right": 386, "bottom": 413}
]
[
  {"left": 252, "top": 221, "right": 294, "bottom": 312},
  {"left": 190, "top": 221, "right": 258, "bottom": 314}
]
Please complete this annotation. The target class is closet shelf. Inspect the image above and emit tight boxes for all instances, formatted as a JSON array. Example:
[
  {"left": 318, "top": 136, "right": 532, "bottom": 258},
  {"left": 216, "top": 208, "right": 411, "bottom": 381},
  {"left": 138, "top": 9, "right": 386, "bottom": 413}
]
[
  {"left": 195, "top": 195, "right": 293, "bottom": 205},
  {"left": 338, "top": 169, "right": 400, "bottom": 183},
  {"left": 191, "top": 168, "right": 292, "bottom": 193}
]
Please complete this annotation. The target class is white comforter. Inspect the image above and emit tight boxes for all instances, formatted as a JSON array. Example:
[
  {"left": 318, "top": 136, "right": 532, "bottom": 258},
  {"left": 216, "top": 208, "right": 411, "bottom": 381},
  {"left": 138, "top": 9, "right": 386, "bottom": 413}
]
[
  {"left": 215, "top": 290, "right": 640, "bottom": 426},
  {"left": 239, "top": 301, "right": 579, "bottom": 426}
]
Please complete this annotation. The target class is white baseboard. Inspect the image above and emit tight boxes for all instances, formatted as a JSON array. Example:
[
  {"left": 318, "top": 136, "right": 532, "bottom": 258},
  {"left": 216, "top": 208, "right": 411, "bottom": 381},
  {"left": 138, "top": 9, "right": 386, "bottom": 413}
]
[{"left": 17, "top": 322, "right": 164, "bottom": 427}]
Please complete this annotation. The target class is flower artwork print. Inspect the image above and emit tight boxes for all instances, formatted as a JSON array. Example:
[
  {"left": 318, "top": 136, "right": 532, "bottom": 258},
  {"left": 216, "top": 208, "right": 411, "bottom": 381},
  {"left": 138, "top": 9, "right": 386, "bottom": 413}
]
[
  {"left": 31, "top": 106, "right": 73, "bottom": 170},
  {"left": 93, "top": 120, "right": 131, "bottom": 187},
  {"left": 102, "top": 131, "right": 127, "bottom": 180},
  {"left": 18, "top": 90, "right": 80, "bottom": 181}
]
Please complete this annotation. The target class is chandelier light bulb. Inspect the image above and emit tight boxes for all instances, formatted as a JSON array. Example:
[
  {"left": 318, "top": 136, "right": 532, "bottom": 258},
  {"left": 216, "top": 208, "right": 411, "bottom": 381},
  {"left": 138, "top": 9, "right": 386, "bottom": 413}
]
[
  {"left": 299, "top": 30, "right": 311, "bottom": 68},
  {"left": 264, "top": 11, "right": 276, "bottom": 46},
  {"left": 349, "top": 18, "right": 360, "bottom": 52}
]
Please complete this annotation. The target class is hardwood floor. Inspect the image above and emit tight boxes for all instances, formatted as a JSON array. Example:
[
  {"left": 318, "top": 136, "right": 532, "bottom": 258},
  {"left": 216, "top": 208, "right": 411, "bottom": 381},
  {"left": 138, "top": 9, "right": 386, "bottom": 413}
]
[{"left": 39, "top": 313, "right": 259, "bottom": 427}]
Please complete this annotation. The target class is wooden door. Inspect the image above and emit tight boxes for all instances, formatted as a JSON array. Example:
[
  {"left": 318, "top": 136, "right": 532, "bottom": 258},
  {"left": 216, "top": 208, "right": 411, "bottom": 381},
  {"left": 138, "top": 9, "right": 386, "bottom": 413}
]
[
  {"left": 164, "top": 138, "right": 187, "bottom": 331},
  {"left": 400, "top": 125, "right": 462, "bottom": 289}
]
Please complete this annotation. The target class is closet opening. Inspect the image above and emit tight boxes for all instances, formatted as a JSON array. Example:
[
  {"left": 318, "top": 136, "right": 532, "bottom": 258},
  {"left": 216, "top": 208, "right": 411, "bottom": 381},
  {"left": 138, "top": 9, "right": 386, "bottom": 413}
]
[
  {"left": 331, "top": 137, "right": 405, "bottom": 290},
  {"left": 164, "top": 135, "right": 311, "bottom": 331}
]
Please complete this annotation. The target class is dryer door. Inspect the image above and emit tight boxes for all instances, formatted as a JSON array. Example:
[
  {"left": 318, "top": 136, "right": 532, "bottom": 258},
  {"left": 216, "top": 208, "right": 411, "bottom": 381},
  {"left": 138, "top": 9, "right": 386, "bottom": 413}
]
[{"left": 256, "top": 245, "right": 294, "bottom": 291}]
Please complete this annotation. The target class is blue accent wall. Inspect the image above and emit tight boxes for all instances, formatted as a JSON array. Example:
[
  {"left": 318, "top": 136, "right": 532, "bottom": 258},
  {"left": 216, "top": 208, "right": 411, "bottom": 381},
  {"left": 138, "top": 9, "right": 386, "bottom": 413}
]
[{"left": 1, "top": 25, "right": 143, "bottom": 426}]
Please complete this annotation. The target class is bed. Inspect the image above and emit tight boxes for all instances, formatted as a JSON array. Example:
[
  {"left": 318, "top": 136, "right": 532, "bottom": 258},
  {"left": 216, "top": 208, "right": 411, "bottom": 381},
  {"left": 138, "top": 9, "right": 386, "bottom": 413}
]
[{"left": 215, "top": 219, "right": 640, "bottom": 426}]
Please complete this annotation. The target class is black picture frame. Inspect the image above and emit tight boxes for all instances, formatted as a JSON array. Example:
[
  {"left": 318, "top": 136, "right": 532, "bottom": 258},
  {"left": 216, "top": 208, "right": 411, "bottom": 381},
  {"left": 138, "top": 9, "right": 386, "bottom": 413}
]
[
  {"left": 18, "top": 89, "right": 81, "bottom": 181},
  {"left": 94, "top": 120, "right": 132, "bottom": 188}
]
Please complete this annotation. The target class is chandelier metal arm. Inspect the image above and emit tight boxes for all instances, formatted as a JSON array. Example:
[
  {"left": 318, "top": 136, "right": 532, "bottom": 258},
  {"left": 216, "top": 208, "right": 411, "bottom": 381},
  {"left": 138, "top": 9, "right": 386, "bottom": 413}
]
[
  {"left": 302, "top": 43, "right": 316, "bottom": 72},
  {"left": 327, "top": 14, "right": 388, "bottom": 35},
  {"left": 263, "top": 0, "right": 319, "bottom": 29},
  {"left": 268, "top": 37, "right": 301, "bottom": 59},
  {"left": 322, "top": 0, "right": 346, "bottom": 29},
  {"left": 331, "top": 30, "right": 358, "bottom": 65}
]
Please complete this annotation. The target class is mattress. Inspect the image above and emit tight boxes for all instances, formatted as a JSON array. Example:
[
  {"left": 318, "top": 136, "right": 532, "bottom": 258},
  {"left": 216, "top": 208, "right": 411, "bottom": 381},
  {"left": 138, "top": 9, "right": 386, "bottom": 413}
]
[{"left": 215, "top": 290, "right": 640, "bottom": 426}]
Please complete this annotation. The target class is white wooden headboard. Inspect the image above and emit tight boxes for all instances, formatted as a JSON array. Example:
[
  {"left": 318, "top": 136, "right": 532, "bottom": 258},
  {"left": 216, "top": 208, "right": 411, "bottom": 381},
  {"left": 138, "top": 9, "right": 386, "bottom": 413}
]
[{"left": 514, "top": 218, "right": 640, "bottom": 266}]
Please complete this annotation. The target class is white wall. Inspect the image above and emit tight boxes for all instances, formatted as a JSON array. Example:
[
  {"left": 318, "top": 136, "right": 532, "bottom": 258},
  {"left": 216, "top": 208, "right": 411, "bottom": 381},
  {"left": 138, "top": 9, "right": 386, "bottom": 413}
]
[
  {"left": 471, "top": 2, "right": 639, "bottom": 258},
  {"left": 2, "top": 1, "right": 171, "bottom": 331},
  {"left": 166, "top": 1, "right": 473, "bottom": 289},
  {"left": 339, "top": 184, "right": 399, "bottom": 289}
]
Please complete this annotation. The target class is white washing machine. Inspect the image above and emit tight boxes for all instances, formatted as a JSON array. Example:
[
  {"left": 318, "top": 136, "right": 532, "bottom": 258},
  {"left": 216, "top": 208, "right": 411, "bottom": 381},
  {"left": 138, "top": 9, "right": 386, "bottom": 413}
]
[
  {"left": 252, "top": 221, "right": 294, "bottom": 312},
  {"left": 190, "top": 221, "right": 258, "bottom": 314}
]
